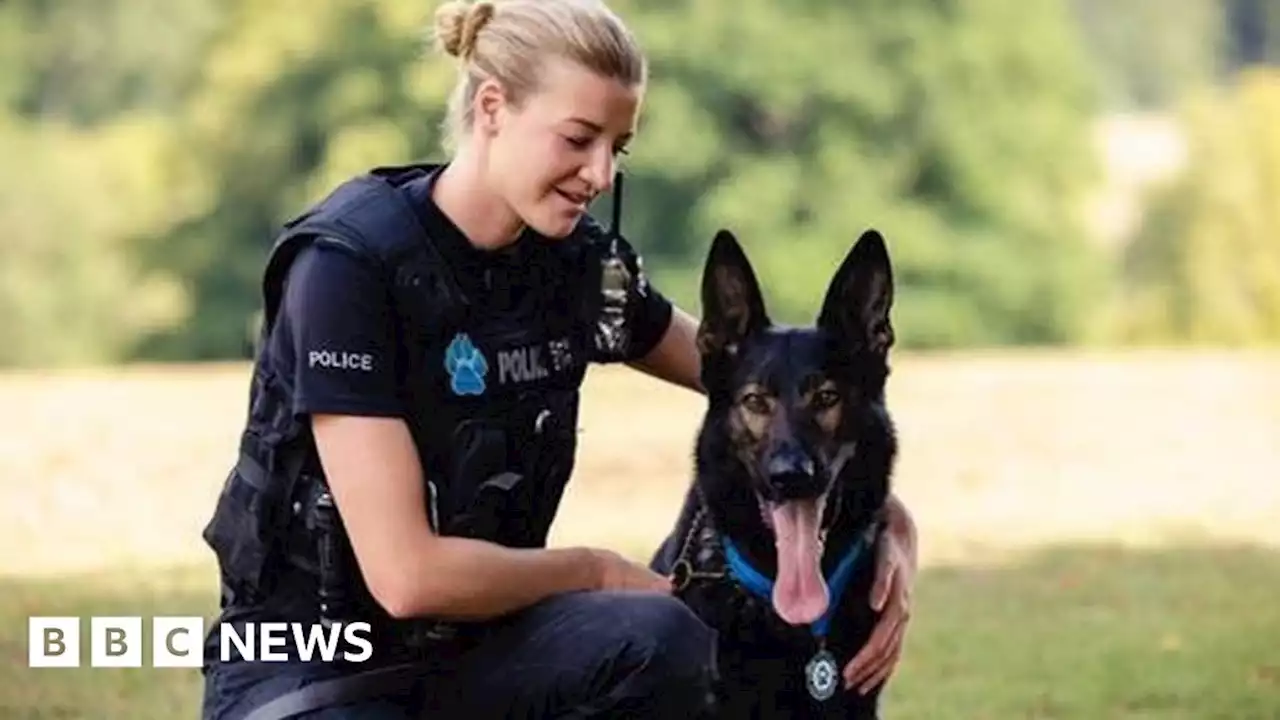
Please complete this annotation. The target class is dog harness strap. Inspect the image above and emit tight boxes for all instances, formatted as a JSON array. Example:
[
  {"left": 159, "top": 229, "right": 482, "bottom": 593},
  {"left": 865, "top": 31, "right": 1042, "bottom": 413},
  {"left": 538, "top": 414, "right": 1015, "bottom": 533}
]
[
  {"left": 720, "top": 538, "right": 774, "bottom": 599},
  {"left": 721, "top": 534, "right": 869, "bottom": 639}
]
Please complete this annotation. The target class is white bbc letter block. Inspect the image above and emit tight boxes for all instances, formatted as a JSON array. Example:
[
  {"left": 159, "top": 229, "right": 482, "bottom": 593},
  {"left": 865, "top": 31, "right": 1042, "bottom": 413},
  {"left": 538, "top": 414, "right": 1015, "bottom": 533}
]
[
  {"left": 91, "top": 616, "right": 143, "bottom": 667},
  {"left": 153, "top": 616, "right": 205, "bottom": 668},
  {"left": 28, "top": 617, "right": 80, "bottom": 668}
]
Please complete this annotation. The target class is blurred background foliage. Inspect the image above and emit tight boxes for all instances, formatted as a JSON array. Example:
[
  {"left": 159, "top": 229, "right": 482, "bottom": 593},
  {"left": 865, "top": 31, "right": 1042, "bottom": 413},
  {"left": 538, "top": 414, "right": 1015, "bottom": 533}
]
[{"left": 2, "top": 0, "right": 1278, "bottom": 367}]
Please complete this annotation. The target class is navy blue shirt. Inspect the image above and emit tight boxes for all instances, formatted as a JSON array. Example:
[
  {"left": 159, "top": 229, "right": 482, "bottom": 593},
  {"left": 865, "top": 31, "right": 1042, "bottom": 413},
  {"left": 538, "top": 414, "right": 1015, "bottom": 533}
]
[
  {"left": 265, "top": 169, "right": 674, "bottom": 423},
  {"left": 207, "top": 168, "right": 675, "bottom": 667}
]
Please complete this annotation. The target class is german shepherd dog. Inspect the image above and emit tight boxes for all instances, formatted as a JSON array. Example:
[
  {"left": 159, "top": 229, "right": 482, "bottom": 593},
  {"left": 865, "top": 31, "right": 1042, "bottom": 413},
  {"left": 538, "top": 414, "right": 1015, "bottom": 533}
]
[{"left": 651, "top": 228, "right": 899, "bottom": 719}]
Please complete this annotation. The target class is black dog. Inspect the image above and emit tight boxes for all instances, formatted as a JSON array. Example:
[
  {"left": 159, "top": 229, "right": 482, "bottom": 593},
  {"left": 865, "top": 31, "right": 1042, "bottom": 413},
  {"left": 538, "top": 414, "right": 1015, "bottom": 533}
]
[{"left": 651, "top": 228, "right": 899, "bottom": 719}]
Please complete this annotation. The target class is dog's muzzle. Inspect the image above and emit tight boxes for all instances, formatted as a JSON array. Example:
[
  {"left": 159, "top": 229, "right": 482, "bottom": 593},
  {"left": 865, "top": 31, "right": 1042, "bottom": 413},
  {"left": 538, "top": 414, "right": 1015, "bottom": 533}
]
[{"left": 764, "top": 445, "right": 823, "bottom": 501}]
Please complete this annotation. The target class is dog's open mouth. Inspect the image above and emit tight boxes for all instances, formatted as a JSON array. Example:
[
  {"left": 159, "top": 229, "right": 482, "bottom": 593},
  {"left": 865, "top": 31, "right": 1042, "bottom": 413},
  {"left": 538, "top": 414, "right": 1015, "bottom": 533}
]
[{"left": 758, "top": 492, "right": 830, "bottom": 626}]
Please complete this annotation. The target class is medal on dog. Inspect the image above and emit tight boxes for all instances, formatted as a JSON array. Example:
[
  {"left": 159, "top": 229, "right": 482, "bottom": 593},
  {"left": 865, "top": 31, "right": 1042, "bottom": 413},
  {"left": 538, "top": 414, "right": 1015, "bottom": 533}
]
[{"left": 805, "top": 648, "right": 839, "bottom": 702}]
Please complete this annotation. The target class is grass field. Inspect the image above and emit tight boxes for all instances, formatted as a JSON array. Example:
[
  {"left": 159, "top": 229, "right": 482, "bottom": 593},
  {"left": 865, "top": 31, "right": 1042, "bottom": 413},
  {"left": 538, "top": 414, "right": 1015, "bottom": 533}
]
[{"left": 1, "top": 349, "right": 1279, "bottom": 718}]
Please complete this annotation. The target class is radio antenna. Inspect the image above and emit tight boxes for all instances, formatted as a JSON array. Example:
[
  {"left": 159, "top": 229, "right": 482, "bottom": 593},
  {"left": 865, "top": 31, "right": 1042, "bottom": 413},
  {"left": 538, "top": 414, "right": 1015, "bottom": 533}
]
[{"left": 609, "top": 170, "right": 624, "bottom": 237}]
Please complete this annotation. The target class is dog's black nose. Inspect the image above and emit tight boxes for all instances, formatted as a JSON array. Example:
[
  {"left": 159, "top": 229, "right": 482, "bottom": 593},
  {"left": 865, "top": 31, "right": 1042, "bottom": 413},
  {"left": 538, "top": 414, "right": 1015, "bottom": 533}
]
[
  {"left": 766, "top": 445, "right": 819, "bottom": 499},
  {"left": 768, "top": 452, "right": 815, "bottom": 480}
]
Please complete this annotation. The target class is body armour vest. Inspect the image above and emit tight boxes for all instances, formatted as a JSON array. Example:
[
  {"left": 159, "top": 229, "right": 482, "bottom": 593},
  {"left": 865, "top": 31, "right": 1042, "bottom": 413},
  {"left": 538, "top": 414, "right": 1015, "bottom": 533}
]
[{"left": 202, "top": 163, "right": 635, "bottom": 624}]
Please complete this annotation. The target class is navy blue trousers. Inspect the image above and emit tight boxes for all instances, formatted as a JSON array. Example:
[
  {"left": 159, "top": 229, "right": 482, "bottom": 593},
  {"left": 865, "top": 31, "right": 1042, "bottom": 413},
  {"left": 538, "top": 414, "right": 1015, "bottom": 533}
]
[{"left": 202, "top": 590, "right": 718, "bottom": 719}]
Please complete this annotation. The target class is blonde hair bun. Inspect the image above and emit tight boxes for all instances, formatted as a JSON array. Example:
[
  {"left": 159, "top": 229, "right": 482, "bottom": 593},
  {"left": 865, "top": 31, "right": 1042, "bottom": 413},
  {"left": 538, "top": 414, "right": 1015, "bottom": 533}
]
[
  {"left": 431, "top": 0, "right": 647, "bottom": 154},
  {"left": 434, "top": 1, "right": 496, "bottom": 60}
]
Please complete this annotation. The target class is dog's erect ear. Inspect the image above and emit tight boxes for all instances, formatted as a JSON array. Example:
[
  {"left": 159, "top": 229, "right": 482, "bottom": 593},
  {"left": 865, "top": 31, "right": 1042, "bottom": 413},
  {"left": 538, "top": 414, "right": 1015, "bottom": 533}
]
[
  {"left": 818, "top": 229, "right": 894, "bottom": 354},
  {"left": 697, "top": 229, "right": 771, "bottom": 358}
]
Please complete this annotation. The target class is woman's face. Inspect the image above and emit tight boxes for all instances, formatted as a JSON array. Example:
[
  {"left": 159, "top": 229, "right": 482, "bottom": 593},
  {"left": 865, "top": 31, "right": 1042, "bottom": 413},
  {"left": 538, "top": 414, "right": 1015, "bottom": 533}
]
[{"left": 481, "top": 58, "right": 642, "bottom": 239}]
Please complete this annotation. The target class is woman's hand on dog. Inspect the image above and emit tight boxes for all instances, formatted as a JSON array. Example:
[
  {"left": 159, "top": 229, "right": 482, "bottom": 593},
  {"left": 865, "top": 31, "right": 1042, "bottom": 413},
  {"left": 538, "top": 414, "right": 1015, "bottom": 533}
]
[
  {"left": 842, "top": 522, "right": 916, "bottom": 694},
  {"left": 588, "top": 548, "right": 673, "bottom": 594}
]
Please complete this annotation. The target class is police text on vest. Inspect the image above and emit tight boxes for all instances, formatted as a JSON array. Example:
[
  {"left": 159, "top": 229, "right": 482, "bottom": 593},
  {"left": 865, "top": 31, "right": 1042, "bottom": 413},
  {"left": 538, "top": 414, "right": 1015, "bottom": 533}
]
[
  {"left": 498, "top": 345, "right": 550, "bottom": 384},
  {"left": 309, "top": 349, "right": 375, "bottom": 372}
]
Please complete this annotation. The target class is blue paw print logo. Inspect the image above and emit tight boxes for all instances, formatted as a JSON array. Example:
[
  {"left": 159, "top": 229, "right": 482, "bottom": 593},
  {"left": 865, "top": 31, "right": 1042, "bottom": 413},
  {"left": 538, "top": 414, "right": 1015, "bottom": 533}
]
[{"left": 444, "top": 332, "right": 488, "bottom": 396}]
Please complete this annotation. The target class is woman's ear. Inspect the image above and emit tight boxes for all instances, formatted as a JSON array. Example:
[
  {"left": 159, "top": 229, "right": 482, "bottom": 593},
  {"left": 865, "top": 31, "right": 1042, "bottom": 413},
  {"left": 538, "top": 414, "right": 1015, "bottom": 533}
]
[{"left": 474, "top": 79, "right": 506, "bottom": 137}]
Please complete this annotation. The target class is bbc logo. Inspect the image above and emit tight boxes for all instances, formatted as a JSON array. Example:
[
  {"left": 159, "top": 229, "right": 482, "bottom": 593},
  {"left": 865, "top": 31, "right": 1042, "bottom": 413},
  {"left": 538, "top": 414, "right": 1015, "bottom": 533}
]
[{"left": 28, "top": 616, "right": 205, "bottom": 668}]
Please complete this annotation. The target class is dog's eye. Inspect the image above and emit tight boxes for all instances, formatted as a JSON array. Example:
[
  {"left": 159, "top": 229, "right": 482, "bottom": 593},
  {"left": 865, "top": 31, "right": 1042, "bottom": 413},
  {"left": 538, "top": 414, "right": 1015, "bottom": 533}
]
[
  {"left": 740, "top": 393, "right": 771, "bottom": 415},
  {"left": 812, "top": 389, "right": 841, "bottom": 410}
]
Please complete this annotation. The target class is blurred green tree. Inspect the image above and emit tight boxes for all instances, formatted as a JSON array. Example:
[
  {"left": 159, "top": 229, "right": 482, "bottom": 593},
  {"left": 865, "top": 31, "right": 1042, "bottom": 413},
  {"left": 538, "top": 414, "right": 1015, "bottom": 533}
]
[
  {"left": 134, "top": 0, "right": 455, "bottom": 359},
  {"left": 0, "top": 0, "right": 217, "bottom": 366},
  {"left": 1115, "top": 69, "right": 1280, "bottom": 345},
  {"left": 0, "top": 0, "right": 1111, "bottom": 364},
  {"left": 619, "top": 0, "right": 1108, "bottom": 348},
  {"left": 2, "top": 0, "right": 220, "bottom": 124},
  {"left": 1069, "top": 0, "right": 1223, "bottom": 110}
]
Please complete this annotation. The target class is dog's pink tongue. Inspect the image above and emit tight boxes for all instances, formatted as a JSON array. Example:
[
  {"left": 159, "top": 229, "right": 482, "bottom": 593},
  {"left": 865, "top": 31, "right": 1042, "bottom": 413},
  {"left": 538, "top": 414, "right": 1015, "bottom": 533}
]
[{"left": 770, "top": 498, "right": 829, "bottom": 626}]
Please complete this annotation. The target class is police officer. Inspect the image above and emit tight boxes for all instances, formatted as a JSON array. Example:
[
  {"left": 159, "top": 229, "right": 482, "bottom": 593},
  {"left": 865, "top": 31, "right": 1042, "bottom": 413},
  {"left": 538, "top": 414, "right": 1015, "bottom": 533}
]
[{"left": 199, "top": 1, "right": 919, "bottom": 718}]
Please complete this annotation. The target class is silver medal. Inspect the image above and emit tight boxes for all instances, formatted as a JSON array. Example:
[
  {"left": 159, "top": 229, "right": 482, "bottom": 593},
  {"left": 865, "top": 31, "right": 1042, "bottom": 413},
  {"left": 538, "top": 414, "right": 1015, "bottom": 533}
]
[{"left": 805, "top": 648, "right": 839, "bottom": 702}]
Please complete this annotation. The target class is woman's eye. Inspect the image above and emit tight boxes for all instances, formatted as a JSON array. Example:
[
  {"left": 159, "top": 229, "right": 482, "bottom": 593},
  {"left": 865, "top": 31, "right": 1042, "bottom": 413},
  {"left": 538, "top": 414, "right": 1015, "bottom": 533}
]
[{"left": 563, "top": 135, "right": 630, "bottom": 157}]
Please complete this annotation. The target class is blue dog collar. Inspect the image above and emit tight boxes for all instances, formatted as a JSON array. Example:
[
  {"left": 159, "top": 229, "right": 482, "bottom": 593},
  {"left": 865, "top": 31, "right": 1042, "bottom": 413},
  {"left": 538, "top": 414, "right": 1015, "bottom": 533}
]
[{"left": 721, "top": 532, "right": 869, "bottom": 639}]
